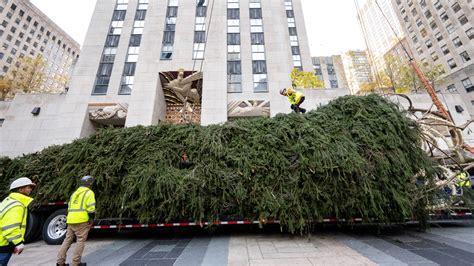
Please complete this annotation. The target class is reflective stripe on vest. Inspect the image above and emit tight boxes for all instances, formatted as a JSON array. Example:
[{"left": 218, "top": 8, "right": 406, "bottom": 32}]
[{"left": 68, "top": 190, "right": 89, "bottom": 212}]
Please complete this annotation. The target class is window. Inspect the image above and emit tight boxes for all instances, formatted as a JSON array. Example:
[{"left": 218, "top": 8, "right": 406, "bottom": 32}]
[
  {"left": 112, "top": 10, "right": 126, "bottom": 21},
  {"left": 420, "top": 28, "right": 427, "bottom": 37},
  {"left": 129, "top": 34, "right": 141, "bottom": 46},
  {"left": 462, "top": 78, "right": 473, "bottom": 92},
  {"left": 250, "top": 33, "right": 264, "bottom": 44},
  {"left": 227, "top": 33, "right": 240, "bottom": 45},
  {"left": 431, "top": 52, "right": 439, "bottom": 61},
  {"left": 327, "top": 64, "right": 335, "bottom": 75},
  {"left": 97, "top": 63, "right": 113, "bottom": 76},
  {"left": 249, "top": 8, "right": 262, "bottom": 19},
  {"left": 425, "top": 39, "right": 432, "bottom": 48},
  {"left": 411, "top": 35, "right": 418, "bottom": 43},
  {"left": 441, "top": 44, "right": 449, "bottom": 55},
  {"left": 167, "top": 6, "right": 178, "bottom": 17},
  {"left": 447, "top": 58, "right": 457, "bottom": 69},
  {"left": 460, "top": 51, "right": 471, "bottom": 62},
  {"left": 291, "top": 46, "right": 300, "bottom": 55},
  {"left": 227, "top": 61, "right": 241, "bottom": 74},
  {"left": 424, "top": 10, "right": 431, "bottom": 19},
  {"left": 430, "top": 21, "right": 437, "bottom": 30},
  {"left": 458, "top": 15, "right": 468, "bottom": 25},
  {"left": 314, "top": 65, "right": 322, "bottom": 75},
  {"left": 451, "top": 2, "right": 461, "bottom": 13},
  {"left": 196, "top": 6, "right": 206, "bottom": 17},
  {"left": 123, "top": 62, "right": 136, "bottom": 76},
  {"left": 411, "top": 8, "right": 417, "bottom": 16},
  {"left": 330, "top": 80, "right": 338, "bottom": 88},
  {"left": 466, "top": 28, "right": 473, "bottom": 40},
  {"left": 105, "top": 35, "right": 120, "bottom": 47},
  {"left": 252, "top": 60, "right": 266, "bottom": 74},
  {"left": 446, "top": 24, "right": 455, "bottom": 34},
  {"left": 446, "top": 84, "right": 457, "bottom": 93},
  {"left": 435, "top": 32, "right": 443, "bottom": 41},
  {"left": 453, "top": 37, "right": 462, "bottom": 48},
  {"left": 434, "top": 0, "right": 442, "bottom": 10},
  {"left": 135, "top": 10, "right": 146, "bottom": 20},
  {"left": 227, "top": 9, "right": 239, "bottom": 19},
  {"left": 440, "top": 12, "right": 449, "bottom": 22},
  {"left": 194, "top": 31, "right": 205, "bottom": 43}
]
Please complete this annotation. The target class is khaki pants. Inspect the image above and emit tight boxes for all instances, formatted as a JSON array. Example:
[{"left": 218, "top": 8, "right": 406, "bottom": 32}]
[{"left": 57, "top": 222, "right": 90, "bottom": 266}]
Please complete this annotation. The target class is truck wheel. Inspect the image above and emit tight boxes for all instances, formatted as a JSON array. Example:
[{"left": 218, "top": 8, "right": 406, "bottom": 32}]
[
  {"left": 42, "top": 209, "right": 68, "bottom": 245},
  {"left": 25, "top": 212, "right": 43, "bottom": 243}
]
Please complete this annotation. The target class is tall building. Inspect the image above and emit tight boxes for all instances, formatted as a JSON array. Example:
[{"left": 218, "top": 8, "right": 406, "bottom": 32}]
[
  {"left": 0, "top": 0, "right": 322, "bottom": 156},
  {"left": 311, "top": 55, "right": 348, "bottom": 89},
  {"left": 357, "top": 0, "right": 405, "bottom": 73},
  {"left": 341, "top": 50, "right": 373, "bottom": 94},
  {"left": 0, "top": 0, "right": 80, "bottom": 91},
  {"left": 391, "top": 0, "right": 474, "bottom": 115}
]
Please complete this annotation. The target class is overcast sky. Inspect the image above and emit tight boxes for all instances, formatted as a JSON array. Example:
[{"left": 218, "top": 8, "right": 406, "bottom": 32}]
[{"left": 30, "top": 0, "right": 367, "bottom": 56}]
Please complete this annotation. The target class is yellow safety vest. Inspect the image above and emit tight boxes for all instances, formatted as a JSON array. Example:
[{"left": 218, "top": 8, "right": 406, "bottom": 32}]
[
  {"left": 67, "top": 187, "right": 96, "bottom": 224},
  {"left": 456, "top": 172, "right": 472, "bottom": 187},
  {"left": 287, "top": 89, "right": 304, "bottom": 105},
  {"left": 0, "top": 192, "right": 33, "bottom": 247}
]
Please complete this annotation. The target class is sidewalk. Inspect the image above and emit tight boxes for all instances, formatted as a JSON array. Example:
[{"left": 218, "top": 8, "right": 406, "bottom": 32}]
[{"left": 8, "top": 224, "right": 474, "bottom": 265}]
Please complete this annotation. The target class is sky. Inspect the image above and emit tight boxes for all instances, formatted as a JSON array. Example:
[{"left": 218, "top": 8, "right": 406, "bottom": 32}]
[{"left": 30, "top": 0, "right": 367, "bottom": 56}]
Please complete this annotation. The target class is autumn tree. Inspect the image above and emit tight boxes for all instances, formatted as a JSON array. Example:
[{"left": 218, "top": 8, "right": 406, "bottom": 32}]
[
  {"left": 361, "top": 54, "right": 445, "bottom": 94},
  {"left": 291, "top": 68, "right": 324, "bottom": 89},
  {"left": 0, "top": 55, "right": 47, "bottom": 100}
]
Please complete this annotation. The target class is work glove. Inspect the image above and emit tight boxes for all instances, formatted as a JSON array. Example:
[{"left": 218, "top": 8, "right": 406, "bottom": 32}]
[{"left": 13, "top": 243, "right": 24, "bottom": 254}]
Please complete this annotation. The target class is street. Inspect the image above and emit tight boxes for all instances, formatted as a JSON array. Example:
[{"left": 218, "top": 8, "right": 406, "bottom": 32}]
[{"left": 8, "top": 222, "right": 474, "bottom": 266}]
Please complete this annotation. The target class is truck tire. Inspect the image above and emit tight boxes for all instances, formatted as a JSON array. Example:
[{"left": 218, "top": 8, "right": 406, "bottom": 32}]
[
  {"left": 25, "top": 212, "right": 43, "bottom": 243},
  {"left": 42, "top": 209, "right": 68, "bottom": 245}
]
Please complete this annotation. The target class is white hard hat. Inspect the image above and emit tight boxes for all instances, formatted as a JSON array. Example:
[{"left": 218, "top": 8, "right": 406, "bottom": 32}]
[{"left": 10, "top": 177, "right": 36, "bottom": 191}]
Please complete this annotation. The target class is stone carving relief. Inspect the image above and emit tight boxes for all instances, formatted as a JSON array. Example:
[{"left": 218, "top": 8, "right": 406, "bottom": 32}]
[
  {"left": 228, "top": 100, "right": 270, "bottom": 118},
  {"left": 89, "top": 103, "right": 128, "bottom": 126}
]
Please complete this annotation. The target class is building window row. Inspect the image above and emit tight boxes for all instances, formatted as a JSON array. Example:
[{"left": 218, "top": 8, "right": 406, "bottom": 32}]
[
  {"left": 160, "top": 0, "right": 178, "bottom": 60},
  {"left": 227, "top": 0, "right": 241, "bottom": 93},
  {"left": 250, "top": 0, "right": 267, "bottom": 92},
  {"left": 284, "top": 0, "right": 302, "bottom": 71},
  {"left": 92, "top": 0, "right": 128, "bottom": 95},
  {"left": 193, "top": 0, "right": 207, "bottom": 60},
  {"left": 1, "top": 3, "right": 78, "bottom": 55},
  {"left": 119, "top": 0, "right": 148, "bottom": 95}
]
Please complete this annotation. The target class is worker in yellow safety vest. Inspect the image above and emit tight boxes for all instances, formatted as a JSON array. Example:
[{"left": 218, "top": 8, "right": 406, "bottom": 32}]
[
  {"left": 57, "top": 176, "right": 96, "bottom": 266},
  {"left": 0, "top": 177, "right": 36, "bottom": 265},
  {"left": 280, "top": 88, "right": 307, "bottom": 114}
]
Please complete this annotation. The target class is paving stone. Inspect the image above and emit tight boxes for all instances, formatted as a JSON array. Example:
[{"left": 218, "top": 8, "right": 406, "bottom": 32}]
[
  {"left": 174, "top": 246, "right": 208, "bottom": 266},
  {"left": 342, "top": 239, "right": 404, "bottom": 264},
  {"left": 410, "top": 249, "right": 471, "bottom": 266},
  {"left": 436, "top": 247, "right": 474, "bottom": 263},
  {"left": 308, "top": 256, "right": 375, "bottom": 266},
  {"left": 364, "top": 239, "right": 433, "bottom": 264},
  {"left": 202, "top": 236, "right": 230, "bottom": 266},
  {"left": 149, "top": 244, "right": 175, "bottom": 252},
  {"left": 250, "top": 258, "right": 312, "bottom": 266},
  {"left": 142, "top": 251, "right": 167, "bottom": 259},
  {"left": 164, "top": 247, "right": 185, "bottom": 258},
  {"left": 247, "top": 244, "right": 263, "bottom": 259},
  {"left": 276, "top": 247, "right": 318, "bottom": 253}
]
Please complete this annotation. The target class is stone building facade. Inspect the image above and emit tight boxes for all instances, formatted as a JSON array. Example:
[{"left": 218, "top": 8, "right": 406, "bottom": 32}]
[
  {"left": 0, "top": 0, "right": 80, "bottom": 91},
  {"left": 311, "top": 55, "right": 348, "bottom": 89},
  {"left": 391, "top": 0, "right": 474, "bottom": 115},
  {"left": 1, "top": 0, "right": 326, "bottom": 157}
]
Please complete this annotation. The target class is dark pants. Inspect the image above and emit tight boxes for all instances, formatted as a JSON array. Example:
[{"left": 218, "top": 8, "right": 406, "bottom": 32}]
[
  {"left": 0, "top": 253, "right": 12, "bottom": 266},
  {"left": 290, "top": 96, "right": 306, "bottom": 113}
]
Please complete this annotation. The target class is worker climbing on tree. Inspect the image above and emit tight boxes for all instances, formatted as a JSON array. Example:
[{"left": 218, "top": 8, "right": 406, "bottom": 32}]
[{"left": 280, "top": 88, "right": 306, "bottom": 114}]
